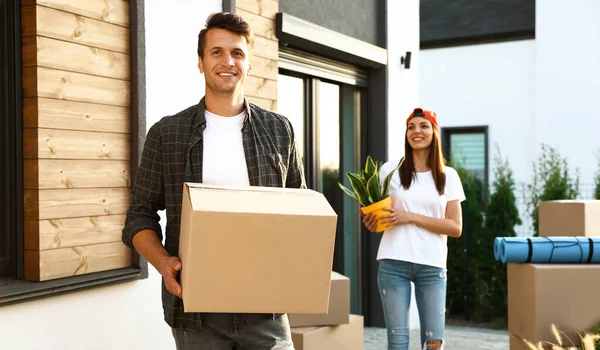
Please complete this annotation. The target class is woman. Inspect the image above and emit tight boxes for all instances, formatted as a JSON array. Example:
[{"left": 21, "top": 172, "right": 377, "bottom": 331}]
[{"left": 363, "top": 108, "right": 465, "bottom": 350}]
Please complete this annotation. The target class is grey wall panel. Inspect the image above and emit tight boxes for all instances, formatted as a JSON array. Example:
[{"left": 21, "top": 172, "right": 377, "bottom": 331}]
[
  {"left": 280, "top": 0, "right": 384, "bottom": 47},
  {"left": 421, "top": 0, "right": 535, "bottom": 47}
]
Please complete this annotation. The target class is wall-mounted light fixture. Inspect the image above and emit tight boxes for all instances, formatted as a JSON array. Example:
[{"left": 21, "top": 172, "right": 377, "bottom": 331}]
[{"left": 401, "top": 51, "right": 412, "bottom": 69}]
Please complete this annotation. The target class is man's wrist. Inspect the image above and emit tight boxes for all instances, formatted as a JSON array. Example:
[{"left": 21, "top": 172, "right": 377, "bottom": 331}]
[{"left": 153, "top": 252, "right": 171, "bottom": 269}]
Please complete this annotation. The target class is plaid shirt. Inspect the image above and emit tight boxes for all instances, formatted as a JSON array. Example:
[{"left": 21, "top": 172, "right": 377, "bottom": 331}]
[{"left": 122, "top": 98, "right": 306, "bottom": 331}]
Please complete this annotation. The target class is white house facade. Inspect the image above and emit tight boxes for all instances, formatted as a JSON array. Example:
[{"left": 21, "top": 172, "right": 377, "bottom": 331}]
[{"left": 420, "top": 0, "right": 600, "bottom": 235}]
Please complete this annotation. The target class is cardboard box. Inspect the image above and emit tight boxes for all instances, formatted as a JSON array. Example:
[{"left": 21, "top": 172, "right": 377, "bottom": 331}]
[
  {"left": 291, "top": 314, "right": 364, "bottom": 350},
  {"left": 508, "top": 263, "right": 600, "bottom": 346},
  {"left": 179, "top": 183, "right": 337, "bottom": 313},
  {"left": 510, "top": 333, "right": 536, "bottom": 350},
  {"left": 289, "top": 271, "right": 350, "bottom": 327},
  {"left": 510, "top": 333, "right": 551, "bottom": 350},
  {"left": 539, "top": 200, "right": 600, "bottom": 237}
]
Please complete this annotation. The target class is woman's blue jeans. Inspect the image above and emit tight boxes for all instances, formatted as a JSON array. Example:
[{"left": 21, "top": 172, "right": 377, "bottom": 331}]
[{"left": 378, "top": 259, "right": 447, "bottom": 350}]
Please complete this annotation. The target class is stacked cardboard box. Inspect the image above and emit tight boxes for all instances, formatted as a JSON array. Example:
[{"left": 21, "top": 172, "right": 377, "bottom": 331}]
[
  {"left": 177, "top": 183, "right": 363, "bottom": 348},
  {"left": 509, "top": 333, "right": 534, "bottom": 350},
  {"left": 289, "top": 272, "right": 364, "bottom": 350},
  {"left": 538, "top": 200, "right": 600, "bottom": 238},
  {"left": 508, "top": 200, "right": 600, "bottom": 349},
  {"left": 178, "top": 183, "right": 338, "bottom": 314}
]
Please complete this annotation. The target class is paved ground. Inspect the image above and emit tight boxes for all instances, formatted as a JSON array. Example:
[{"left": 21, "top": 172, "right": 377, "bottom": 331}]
[{"left": 364, "top": 326, "right": 509, "bottom": 349}]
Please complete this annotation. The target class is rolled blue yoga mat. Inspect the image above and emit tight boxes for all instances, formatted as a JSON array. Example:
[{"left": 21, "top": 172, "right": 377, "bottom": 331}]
[
  {"left": 493, "top": 237, "right": 502, "bottom": 261},
  {"left": 494, "top": 237, "right": 600, "bottom": 264}
]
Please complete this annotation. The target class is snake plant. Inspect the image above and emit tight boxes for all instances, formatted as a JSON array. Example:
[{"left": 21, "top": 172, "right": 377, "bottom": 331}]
[{"left": 338, "top": 156, "right": 404, "bottom": 207}]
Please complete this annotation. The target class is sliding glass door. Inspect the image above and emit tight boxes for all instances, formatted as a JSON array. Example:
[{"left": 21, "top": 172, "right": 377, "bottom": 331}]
[{"left": 277, "top": 49, "right": 366, "bottom": 313}]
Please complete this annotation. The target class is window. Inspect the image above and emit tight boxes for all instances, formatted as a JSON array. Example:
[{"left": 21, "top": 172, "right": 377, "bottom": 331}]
[
  {"left": 0, "top": 0, "right": 147, "bottom": 304},
  {"left": 442, "top": 126, "right": 489, "bottom": 207},
  {"left": 278, "top": 47, "right": 367, "bottom": 314}
]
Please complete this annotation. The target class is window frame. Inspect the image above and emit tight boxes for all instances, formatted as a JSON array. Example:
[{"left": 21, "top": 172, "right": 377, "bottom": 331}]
[
  {"left": 0, "top": 0, "right": 148, "bottom": 306},
  {"left": 279, "top": 50, "right": 368, "bottom": 190},
  {"left": 441, "top": 125, "right": 490, "bottom": 203},
  {"left": 278, "top": 63, "right": 367, "bottom": 317},
  {"left": 1, "top": 0, "right": 24, "bottom": 279}
]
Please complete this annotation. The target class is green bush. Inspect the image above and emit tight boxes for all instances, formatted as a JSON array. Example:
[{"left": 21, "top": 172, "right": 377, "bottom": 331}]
[
  {"left": 445, "top": 159, "right": 484, "bottom": 319},
  {"left": 526, "top": 144, "right": 579, "bottom": 236},
  {"left": 446, "top": 147, "right": 521, "bottom": 327},
  {"left": 474, "top": 147, "right": 521, "bottom": 326}
]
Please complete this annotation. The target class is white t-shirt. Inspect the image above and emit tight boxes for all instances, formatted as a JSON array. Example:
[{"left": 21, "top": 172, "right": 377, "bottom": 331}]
[
  {"left": 202, "top": 110, "right": 250, "bottom": 186},
  {"left": 376, "top": 160, "right": 466, "bottom": 269}
]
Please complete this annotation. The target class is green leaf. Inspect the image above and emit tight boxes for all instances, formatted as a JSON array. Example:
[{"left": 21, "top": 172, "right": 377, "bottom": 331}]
[
  {"left": 382, "top": 157, "right": 404, "bottom": 197},
  {"left": 382, "top": 170, "right": 394, "bottom": 198},
  {"left": 366, "top": 171, "right": 382, "bottom": 203},
  {"left": 365, "top": 156, "right": 377, "bottom": 181},
  {"left": 347, "top": 172, "right": 369, "bottom": 206},
  {"left": 338, "top": 182, "right": 359, "bottom": 201}
]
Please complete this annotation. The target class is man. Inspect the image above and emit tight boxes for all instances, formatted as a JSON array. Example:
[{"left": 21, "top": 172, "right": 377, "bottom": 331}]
[{"left": 122, "top": 12, "right": 305, "bottom": 349}]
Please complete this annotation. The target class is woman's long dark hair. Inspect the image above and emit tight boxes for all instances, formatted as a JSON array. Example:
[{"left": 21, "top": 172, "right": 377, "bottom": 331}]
[{"left": 399, "top": 125, "right": 446, "bottom": 195}]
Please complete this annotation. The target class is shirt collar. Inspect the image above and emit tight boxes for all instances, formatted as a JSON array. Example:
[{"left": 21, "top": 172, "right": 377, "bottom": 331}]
[{"left": 194, "top": 97, "right": 252, "bottom": 130}]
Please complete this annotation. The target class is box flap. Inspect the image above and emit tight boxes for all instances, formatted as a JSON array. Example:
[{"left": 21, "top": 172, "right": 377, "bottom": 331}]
[
  {"left": 544, "top": 200, "right": 597, "bottom": 204},
  {"left": 331, "top": 271, "right": 349, "bottom": 281},
  {"left": 185, "top": 182, "right": 337, "bottom": 217}
]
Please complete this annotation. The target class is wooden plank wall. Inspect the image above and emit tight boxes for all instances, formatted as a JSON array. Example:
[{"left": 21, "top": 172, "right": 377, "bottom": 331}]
[
  {"left": 236, "top": 0, "right": 279, "bottom": 111},
  {"left": 21, "top": 0, "right": 132, "bottom": 281}
]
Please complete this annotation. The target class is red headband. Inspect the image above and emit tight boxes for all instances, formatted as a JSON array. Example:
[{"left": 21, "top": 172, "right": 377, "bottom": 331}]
[{"left": 406, "top": 108, "right": 438, "bottom": 128}]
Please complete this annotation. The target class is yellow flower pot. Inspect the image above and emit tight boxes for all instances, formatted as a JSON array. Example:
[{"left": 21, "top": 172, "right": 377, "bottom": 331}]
[{"left": 360, "top": 196, "right": 392, "bottom": 233}]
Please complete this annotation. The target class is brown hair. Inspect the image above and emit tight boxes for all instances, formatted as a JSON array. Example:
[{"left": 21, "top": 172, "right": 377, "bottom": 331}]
[
  {"left": 399, "top": 124, "right": 447, "bottom": 195},
  {"left": 197, "top": 12, "right": 254, "bottom": 59}
]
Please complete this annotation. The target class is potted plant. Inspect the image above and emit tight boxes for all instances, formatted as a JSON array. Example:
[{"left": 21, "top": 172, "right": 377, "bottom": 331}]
[{"left": 338, "top": 156, "right": 404, "bottom": 232}]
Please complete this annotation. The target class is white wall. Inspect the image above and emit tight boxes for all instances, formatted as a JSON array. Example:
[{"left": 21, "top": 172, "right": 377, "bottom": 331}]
[
  {"left": 0, "top": 270, "right": 171, "bottom": 350},
  {"left": 0, "top": 1, "right": 221, "bottom": 349},
  {"left": 387, "top": 0, "right": 421, "bottom": 162},
  {"left": 534, "top": 0, "right": 600, "bottom": 186},
  {"left": 420, "top": 40, "right": 537, "bottom": 185},
  {"left": 420, "top": 41, "right": 537, "bottom": 235},
  {"left": 146, "top": 0, "right": 219, "bottom": 121},
  {"left": 386, "top": 0, "right": 422, "bottom": 330}
]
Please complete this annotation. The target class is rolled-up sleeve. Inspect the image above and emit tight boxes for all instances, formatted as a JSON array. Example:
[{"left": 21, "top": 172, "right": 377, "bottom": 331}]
[
  {"left": 122, "top": 121, "right": 166, "bottom": 249},
  {"left": 285, "top": 121, "right": 307, "bottom": 189}
]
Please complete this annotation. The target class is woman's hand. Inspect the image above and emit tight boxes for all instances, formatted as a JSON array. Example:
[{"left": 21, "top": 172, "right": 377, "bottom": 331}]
[
  {"left": 362, "top": 212, "right": 379, "bottom": 232},
  {"left": 379, "top": 207, "right": 414, "bottom": 229}
]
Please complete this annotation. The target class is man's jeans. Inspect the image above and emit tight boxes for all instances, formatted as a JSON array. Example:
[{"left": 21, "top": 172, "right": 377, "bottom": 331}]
[
  {"left": 378, "top": 259, "right": 447, "bottom": 350},
  {"left": 171, "top": 312, "right": 294, "bottom": 350}
]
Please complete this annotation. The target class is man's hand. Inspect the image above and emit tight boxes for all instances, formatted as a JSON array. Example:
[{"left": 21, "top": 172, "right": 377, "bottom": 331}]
[
  {"left": 158, "top": 256, "right": 183, "bottom": 298},
  {"left": 132, "top": 229, "right": 184, "bottom": 298}
]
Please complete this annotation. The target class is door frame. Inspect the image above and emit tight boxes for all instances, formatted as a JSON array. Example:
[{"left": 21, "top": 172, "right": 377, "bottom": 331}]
[
  {"left": 277, "top": 12, "right": 389, "bottom": 325},
  {"left": 0, "top": 0, "right": 24, "bottom": 278},
  {"left": 279, "top": 60, "right": 367, "bottom": 315}
]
